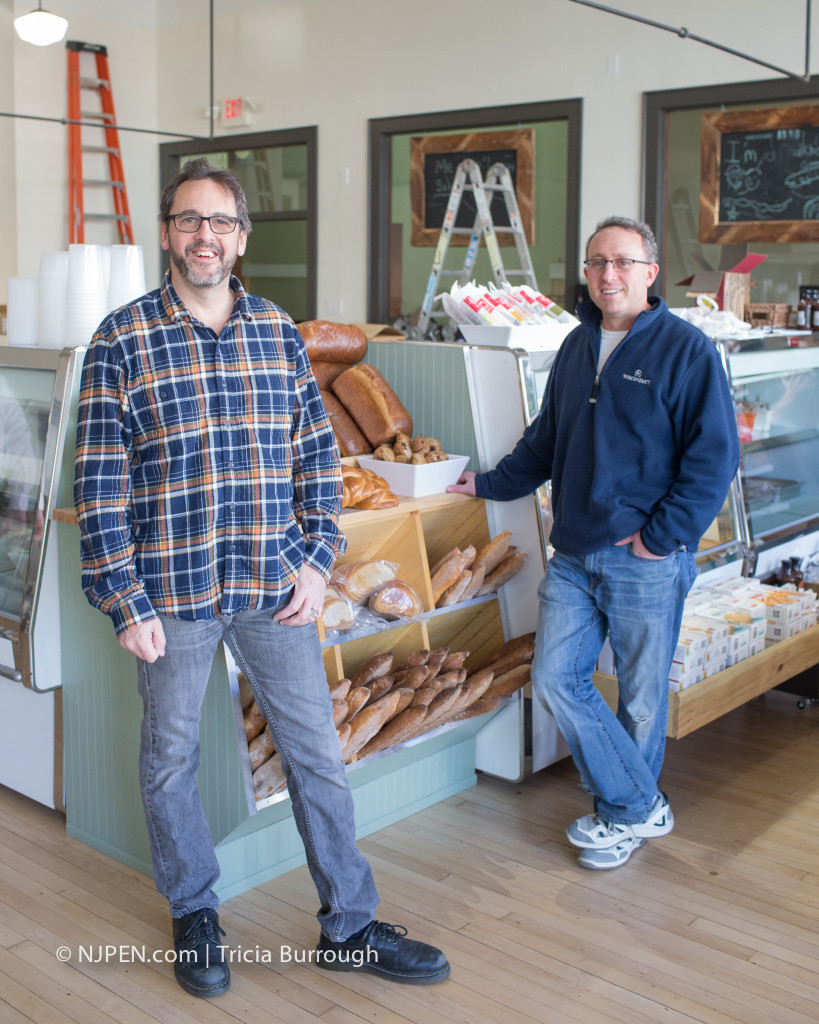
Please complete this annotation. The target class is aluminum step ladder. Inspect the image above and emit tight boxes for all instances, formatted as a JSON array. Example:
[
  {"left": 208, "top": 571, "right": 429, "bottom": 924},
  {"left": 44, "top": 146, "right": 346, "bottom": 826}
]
[
  {"left": 416, "top": 159, "right": 538, "bottom": 336},
  {"left": 66, "top": 40, "right": 133, "bottom": 245}
]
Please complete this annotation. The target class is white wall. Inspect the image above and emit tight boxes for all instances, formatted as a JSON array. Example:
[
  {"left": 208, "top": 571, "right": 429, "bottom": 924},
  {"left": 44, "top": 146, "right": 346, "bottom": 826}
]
[{"left": 4, "top": 0, "right": 817, "bottom": 319}]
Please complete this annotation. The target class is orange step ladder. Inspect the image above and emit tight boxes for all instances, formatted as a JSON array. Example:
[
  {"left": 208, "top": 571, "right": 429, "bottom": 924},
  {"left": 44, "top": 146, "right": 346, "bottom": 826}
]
[{"left": 66, "top": 40, "right": 133, "bottom": 245}]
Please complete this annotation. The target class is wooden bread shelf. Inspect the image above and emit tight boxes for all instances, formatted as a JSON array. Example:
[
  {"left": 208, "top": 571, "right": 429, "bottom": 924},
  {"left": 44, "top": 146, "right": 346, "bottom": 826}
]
[{"left": 594, "top": 621, "right": 819, "bottom": 739}]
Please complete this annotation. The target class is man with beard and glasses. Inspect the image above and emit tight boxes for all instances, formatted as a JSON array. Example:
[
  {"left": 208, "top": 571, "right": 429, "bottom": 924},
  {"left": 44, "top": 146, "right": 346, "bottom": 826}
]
[{"left": 74, "top": 158, "right": 450, "bottom": 998}]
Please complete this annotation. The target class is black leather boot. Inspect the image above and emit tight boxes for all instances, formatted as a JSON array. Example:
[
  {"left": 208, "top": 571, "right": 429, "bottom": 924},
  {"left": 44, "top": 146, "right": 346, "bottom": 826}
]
[
  {"left": 172, "top": 908, "right": 230, "bottom": 997},
  {"left": 315, "top": 920, "right": 450, "bottom": 985}
]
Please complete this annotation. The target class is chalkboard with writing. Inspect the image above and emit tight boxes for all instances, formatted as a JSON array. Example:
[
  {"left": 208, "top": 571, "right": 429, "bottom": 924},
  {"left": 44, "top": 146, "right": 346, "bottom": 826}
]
[
  {"left": 423, "top": 149, "right": 518, "bottom": 231},
  {"left": 719, "top": 127, "right": 819, "bottom": 223},
  {"left": 410, "top": 128, "right": 535, "bottom": 246},
  {"left": 700, "top": 105, "right": 819, "bottom": 243}
]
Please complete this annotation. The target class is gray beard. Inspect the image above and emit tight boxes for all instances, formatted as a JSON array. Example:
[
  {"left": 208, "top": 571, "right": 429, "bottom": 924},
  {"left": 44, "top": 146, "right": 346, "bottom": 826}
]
[{"left": 170, "top": 246, "right": 236, "bottom": 288}]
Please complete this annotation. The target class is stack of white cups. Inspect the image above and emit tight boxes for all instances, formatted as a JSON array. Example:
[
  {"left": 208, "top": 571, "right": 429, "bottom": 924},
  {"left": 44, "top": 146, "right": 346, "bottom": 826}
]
[
  {"left": 65, "top": 244, "right": 111, "bottom": 349},
  {"left": 5, "top": 243, "right": 148, "bottom": 348},
  {"left": 38, "top": 250, "right": 69, "bottom": 349},
  {"left": 6, "top": 276, "right": 39, "bottom": 346},
  {"left": 108, "top": 244, "right": 146, "bottom": 311}
]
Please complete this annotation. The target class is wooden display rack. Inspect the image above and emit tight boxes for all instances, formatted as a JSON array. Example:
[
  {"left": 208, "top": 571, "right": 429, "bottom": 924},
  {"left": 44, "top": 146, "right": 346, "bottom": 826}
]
[{"left": 594, "top": 621, "right": 819, "bottom": 739}]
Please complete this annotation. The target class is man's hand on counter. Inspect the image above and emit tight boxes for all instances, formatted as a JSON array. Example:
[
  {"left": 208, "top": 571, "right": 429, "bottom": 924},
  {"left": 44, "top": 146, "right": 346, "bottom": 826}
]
[
  {"left": 447, "top": 470, "right": 477, "bottom": 496},
  {"left": 118, "top": 618, "right": 166, "bottom": 662}
]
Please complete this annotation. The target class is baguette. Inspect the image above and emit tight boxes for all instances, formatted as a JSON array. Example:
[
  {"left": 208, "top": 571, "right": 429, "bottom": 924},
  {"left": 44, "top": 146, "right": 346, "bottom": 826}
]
[
  {"left": 332, "top": 699, "right": 348, "bottom": 727},
  {"left": 429, "top": 547, "right": 461, "bottom": 577},
  {"left": 431, "top": 550, "right": 471, "bottom": 604},
  {"left": 350, "top": 651, "right": 394, "bottom": 687},
  {"left": 459, "top": 563, "right": 486, "bottom": 601},
  {"left": 393, "top": 649, "right": 430, "bottom": 672},
  {"left": 341, "top": 690, "right": 404, "bottom": 761},
  {"left": 407, "top": 685, "right": 465, "bottom": 738},
  {"left": 473, "top": 530, "right": 513, "bottom": 576},
  {"left": 410, "top": 686, "right": 437, "bottom": 707},
  {"left": 329, "top": 678, "right": 352, "bottom": 701},
  {"left": 391, "top": 687, "right": 416, "bottom": 716},
  {"left": 356, "top": 706, "right": 430, "bottom": 758},
  {"left": 437, "top": 570, "right": 472, "bottom": 607},
  {"left": 459, "top": 667, "right": 495, "bottom": 707},
  {"left": 391, "top": 665, "right": 430, "bottom": 691},
  {"left": 424, "top": 648, "right": 449, "bottom": 680},
  {"left": 248, "top": 726, "right": 274, "bottom": 771},
  {"left": 452, "top": 695, "right": 503, "bottom": 721},
  {"left": 485, "top": 663, "right": 531, "bottom": 700},
  {"left": 473, "top": 632, "right": 536, "bottom": 672},
  {"left": 477, "top": 551, "right": 528, "bottom": 596},
  {"left": 366, "top": 675, "right": 394, "bottom": 702},
  {"left": 243, "top": 701, "right": 266, "bottom": 742},
  {"left": 483, "top": 638, "right": 536, "bottom": 677},
  {"left": 343, "top": 686, "right": 371, "bottom": 722},
  {"left": 238, "top": 672, "right": 255, "bottom": 710},
  {"left": 253, "top": 753, "right": 287, "bottom": 799},
  {"left": 440, "top": 650, "right": 469, "bottom": 673},
  {"left": 336, "top": 722, "right": 351, "bottom": 750}
]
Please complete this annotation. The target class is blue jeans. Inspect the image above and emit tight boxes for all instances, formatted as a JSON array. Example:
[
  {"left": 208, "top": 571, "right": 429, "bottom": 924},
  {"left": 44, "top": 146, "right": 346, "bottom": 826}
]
[
  {"left": 532, "top": 544, "right": 697, "bottom": 825},
  {"left": 136, "top": 603, "right": 379, "bottom": 940}
]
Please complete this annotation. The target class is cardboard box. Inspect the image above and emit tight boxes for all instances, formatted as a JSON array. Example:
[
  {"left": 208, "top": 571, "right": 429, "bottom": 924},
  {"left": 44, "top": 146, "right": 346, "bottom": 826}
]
[
  {"left": 355, "top": 323, "right": 407, "bottom": 342},
  {"left": 677, "top": 253, "right": 767, "bottom": 321}
]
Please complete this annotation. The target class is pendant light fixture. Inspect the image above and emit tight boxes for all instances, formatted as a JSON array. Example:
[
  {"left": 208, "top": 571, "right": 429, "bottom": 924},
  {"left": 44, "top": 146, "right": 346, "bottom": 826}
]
[{"left": 14, "top": 2, "right": 68, "bottom": 47}]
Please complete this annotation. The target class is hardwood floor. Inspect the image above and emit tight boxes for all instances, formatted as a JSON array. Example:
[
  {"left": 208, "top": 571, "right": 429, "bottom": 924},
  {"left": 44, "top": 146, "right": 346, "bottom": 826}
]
[{"left": 0, "top": 688, "right": 817, "bottom": 1023}]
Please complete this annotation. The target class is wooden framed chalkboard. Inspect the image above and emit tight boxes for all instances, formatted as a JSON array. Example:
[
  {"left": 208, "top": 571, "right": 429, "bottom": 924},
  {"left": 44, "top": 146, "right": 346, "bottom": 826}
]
[
  {"left": 700, "top": 105, "right": 819, "bottom": 243},
  {"left": 410, "top": 129, "right": 535, "bottom": 246}
]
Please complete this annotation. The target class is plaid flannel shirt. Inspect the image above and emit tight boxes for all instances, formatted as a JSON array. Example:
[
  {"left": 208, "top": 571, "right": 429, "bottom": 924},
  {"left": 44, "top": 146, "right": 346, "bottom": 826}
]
[{"left": 74, "top": 273, "right": 346, "bottom": 634}]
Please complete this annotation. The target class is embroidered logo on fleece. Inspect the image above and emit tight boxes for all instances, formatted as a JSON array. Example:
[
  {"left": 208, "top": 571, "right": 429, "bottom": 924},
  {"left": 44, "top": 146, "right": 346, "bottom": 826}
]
[{"left": 623, "top": 368, "right": 651, "bottom": 385}]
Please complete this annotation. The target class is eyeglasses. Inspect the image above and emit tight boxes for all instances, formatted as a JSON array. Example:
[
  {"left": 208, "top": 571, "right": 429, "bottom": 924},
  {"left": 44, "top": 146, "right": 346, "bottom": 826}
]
[
  {"left": 168, "top": 213, "right": 241, "bottom": 234},
  {"left": 583, "top": 258, "right": 652, "bottom": 271}
]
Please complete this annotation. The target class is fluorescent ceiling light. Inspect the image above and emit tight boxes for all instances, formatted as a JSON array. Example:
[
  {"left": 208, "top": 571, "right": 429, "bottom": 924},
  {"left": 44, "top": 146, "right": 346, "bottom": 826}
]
[{"left": 14, "top": 4, "right": 68, "bottom": 47}]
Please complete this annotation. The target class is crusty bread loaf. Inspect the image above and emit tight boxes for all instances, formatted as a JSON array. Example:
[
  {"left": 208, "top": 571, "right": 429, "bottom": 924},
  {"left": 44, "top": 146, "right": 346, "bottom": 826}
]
[
  {"left": 356, "top": 705, "right": 430, "bottom": 758},
  {"left": 485, "top": 663, "right": 531, "bottom": 700},
  {"left": 473, "top": 531, "right": 513, "bottom": 576},
  {"left": 343, "top": 686, "right": 371, "bottom": 722},
  {"left": 473, "top": 632, "right": 536, "bottom": 672},
  {"left": 410, "top": 686, "right": 436, "bottom": 707},
  {"left": 238, "top": 672, "right": 255, "bottom": 710},
  {"left": 332, "top": 699, "right": 348, "bottom": 727},
  {"left": 248, "top": 726, "right": 274, "bottom": 771},
  {"left": 311, "top": 360, "right": 352, "bottom": 390},
  {"left": 368, "top": 579, "right": 423, "bottom": 619},
  {"left": 424, "top": 649, "right": 449, "bottom": 680},
  {"left": 329, "top": 678, "right": 352, "bottom": 701},
  {"left": 459, "top": 562, "right": 486, "bottom": 601},
  {"left": 441, "top": 651, "right": 469, "bottom": 672},
  {"left": 393, "top": 649, "right": 430, "bottom": 672},
  {"left": 477, "top": 551, "right": 528, "bottom": 596},
  {"left": 322, "top": 586, "right": 356, "bottom": 631},
  {"left": 437, "top": 570, "right": 472, "bottom": 607},
  {"left": 253, "top": 753, "right": 287, "bottom": 799},
  {"left": 392, "top": 687, "right": 416, "bottom": 716},
  {"left": 452, "top": 695, "right": 503, "bottom": 721},
  {"left": 331, "top": 363, "right": 413, "bottom": 447},
  {"left": 320, "top": 389, "right": 372, "bottom": 457},
  {"left": 335, "top": 561, "right": 398, "bottom": 605},
  {"left": 299, "top": 320, "right": 368, "bottom": 364},
  {"left": 243, "top": 701, "right": 266, "bottom": 742},
  {"left": 391, "top": 665, "right": 430, "bottom": 691},
  {"left": 351, "top": 651, "right": 394, "bottom": 687},
  {"left": 341, "top": 690, "right": 404, "bottom": 761},
  {"left": 431, "top": 550, "right": 473, "bottom": 604},
  {"left": 407, "top": 685, "right": 465, "bottom": 738},
  {"left": 483, "top": 637, "right": 536, "bottom": 677},
  {"left": 366, "top": 675, "right": 394, "bottom": 702}
]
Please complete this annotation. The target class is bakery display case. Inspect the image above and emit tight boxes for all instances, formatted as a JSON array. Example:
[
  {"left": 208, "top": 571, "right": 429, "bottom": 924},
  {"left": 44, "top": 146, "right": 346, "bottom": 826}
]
[{"left": 725, "top": 338, "right": 819, "bottom": 559}]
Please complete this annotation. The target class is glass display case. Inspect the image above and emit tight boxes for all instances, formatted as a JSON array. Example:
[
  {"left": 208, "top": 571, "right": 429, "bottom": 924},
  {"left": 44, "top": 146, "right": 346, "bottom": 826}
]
[
  {"left": 0, "top": 345, "right": 82, "bottom": 690},
  {"left": 725, "top": 339, "right": 819, "bottom": 557}
]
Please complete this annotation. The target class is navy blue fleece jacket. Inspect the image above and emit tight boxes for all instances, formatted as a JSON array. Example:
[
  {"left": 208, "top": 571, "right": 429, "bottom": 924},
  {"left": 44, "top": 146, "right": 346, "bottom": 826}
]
[{"left": 475, "top": 297, "right": 740, "bottom": 556}]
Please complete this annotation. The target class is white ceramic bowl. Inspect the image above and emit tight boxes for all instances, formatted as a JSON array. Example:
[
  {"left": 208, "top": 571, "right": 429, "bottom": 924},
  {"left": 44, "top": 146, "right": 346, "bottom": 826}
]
[{"left": 357, "top": 453, "right": 470, "bottom": 498}]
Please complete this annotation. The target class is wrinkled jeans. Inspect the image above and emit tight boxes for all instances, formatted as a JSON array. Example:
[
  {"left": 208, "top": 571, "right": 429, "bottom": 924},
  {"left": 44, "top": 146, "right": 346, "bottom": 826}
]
[
  {"left": 532, "top": 544, "right": 697, "bottom": 825},
  {"left": 136, "top": 603, "right": 379, "bottom": 940}
]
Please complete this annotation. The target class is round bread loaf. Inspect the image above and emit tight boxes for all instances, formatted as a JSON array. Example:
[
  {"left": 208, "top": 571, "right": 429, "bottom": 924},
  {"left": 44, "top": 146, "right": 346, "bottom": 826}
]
[
  {"left": 298, "top": 320, "right": 368, "bottom": 363},
  {"left": 368, "top": 579, "right": 422, "bottom": 619}
]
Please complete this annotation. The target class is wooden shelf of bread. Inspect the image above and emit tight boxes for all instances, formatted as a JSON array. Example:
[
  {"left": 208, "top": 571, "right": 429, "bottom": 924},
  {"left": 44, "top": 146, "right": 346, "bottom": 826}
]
[{"left": 233, "top": 321, "right": 536, "bottom": 807}]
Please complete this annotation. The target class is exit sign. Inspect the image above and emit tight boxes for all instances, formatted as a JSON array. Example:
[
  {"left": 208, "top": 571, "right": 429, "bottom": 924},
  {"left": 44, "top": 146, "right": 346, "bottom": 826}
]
[{"left": 224, "top": 98, "right": 243, "bottom": 121}]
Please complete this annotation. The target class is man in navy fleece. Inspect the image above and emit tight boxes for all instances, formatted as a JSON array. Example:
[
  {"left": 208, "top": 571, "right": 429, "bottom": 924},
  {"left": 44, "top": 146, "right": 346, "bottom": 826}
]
[{"left": 449, "top": 216, "right": 739, "bottom": 870}]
